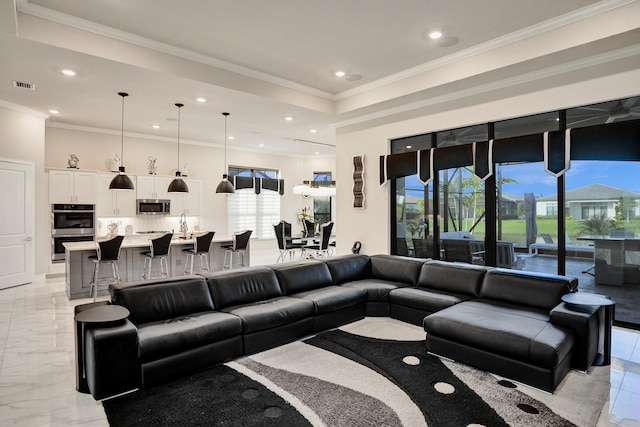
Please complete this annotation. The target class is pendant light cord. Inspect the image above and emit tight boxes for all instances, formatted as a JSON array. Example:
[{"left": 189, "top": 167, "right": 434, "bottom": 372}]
[
  {"left": 176, "top": 103, "right": 183, "bottom": 171},
  {"left": 223, "top": 112, "right": 229, "bottom": 174},
  {"left": 118, "top": 92, "right": 128, "bottom": 168}
]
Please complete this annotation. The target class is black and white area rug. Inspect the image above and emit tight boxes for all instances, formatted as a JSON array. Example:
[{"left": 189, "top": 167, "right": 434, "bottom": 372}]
[{"left": 103, "top": 318, "right": 610, "bottom": 426}]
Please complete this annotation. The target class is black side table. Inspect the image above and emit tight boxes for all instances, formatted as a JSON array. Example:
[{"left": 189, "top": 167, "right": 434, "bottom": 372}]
[
  {"left": 561, "top": 292, "right": 615, "bottom": 366},
  {"left": 74, "top": 304, "right": 130, "bottom": 393}
]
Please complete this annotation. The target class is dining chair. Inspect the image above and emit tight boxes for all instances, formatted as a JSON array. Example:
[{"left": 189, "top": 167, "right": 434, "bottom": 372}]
[
  {"left": 274, "top": 221, "right": 305, "bottom": 262},
  {"left": 305, "top": 221, "right": 334, "bottom": 258},
  {"left": 183, "top": 231, "right": 215, "bottom": 274},
  {"left": 140, "top": 233, "right": 173, "bottom": 279},
  {"left": 303, "top": 219, "right": 316, "bottom": 237},
  {"left": 88, "top": 235, "right": 125, "bottom": 301}
]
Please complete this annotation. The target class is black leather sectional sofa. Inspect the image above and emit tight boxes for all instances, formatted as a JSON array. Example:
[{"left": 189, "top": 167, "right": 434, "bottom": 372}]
[{"left": 76, "top": 254, "right": 602, "bottom": 399}]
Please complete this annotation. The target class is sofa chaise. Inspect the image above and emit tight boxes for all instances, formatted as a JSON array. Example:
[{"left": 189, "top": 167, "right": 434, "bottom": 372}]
[{"left": 76, "top": 254, "right": 602, "bottom": 399}]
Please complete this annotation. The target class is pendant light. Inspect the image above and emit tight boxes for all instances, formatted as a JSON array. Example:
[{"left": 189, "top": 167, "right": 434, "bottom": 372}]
[
  {"left": 168, "top": 103, "right": 189, "bottom": 193},
  {"left": 215, "top": 112, "right": 235, "bottom": 194},
  {"left": 109, "top": 92, "right": 135, "bottom": 190}
]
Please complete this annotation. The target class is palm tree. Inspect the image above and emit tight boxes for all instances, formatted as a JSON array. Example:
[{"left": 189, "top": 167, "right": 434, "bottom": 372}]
[{"left": 578, "top": 214, "right": 617, "bottom": 236}]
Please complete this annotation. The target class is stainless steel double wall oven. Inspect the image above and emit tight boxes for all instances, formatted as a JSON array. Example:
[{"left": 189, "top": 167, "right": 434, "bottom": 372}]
[{"left": 51, "top": 204, "right": 95, "bottom": 262}]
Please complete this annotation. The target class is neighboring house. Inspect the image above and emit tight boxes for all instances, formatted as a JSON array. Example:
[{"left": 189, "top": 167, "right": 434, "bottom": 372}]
[{"left": 536, "top": 183, "right": 640, "bottom": 220}]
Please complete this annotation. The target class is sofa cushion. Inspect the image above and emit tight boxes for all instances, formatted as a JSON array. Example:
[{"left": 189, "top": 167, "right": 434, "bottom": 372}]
[
  {"left": 202, "top": 267, "right": 282, "bottom": 310},
  {"left": 480, "top": 269, "right": 577, "bottom": 311},
  {"left": 137, "top": 311, "right": 242, "bottom": 362},
  {"left": 424, "top": 300, "right": 574, "bottom": 369},
  {"left": 389, "top": 287, "right": 472, "bottom": 313},
  {"left": 342, "top": 279, "right": 408, "bottom": 302},
  {"left": 417, "top": 260, "right": 487, "bottom": 297},
  {"left": 322, "top": 254, "right": 371, "bottom": 285},
  {"left": 109, "top": 276, "right": 214, "bottom": 325},
  {"left": 370, "top": 254, "right": 424, "bottom": 286},
  {"left": 270, "top": 260, "right": 333, "bottom": 295},
  {"left": 221, "top": 297, "right": 315, "bottom": 334},
  {"left": 292, "top": 286, "right": 367, "bottom": 314}
]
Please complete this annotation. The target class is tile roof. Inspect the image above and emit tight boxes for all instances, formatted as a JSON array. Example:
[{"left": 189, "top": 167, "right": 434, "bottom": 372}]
[{"left": 537, "top": 183, "right": 640, "bottom": 202}]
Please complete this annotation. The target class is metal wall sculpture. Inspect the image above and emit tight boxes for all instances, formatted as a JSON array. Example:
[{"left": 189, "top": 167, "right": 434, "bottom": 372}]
[{"left": 353, "top": 155, "right": 365, "bottom": 208}]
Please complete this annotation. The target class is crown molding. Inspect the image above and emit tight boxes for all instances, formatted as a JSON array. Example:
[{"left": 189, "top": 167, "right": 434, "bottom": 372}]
[
  {"left": 335, "top": 0, "right": 637, "bottom": 100},
  {"left": 333, "top": 42, "right": 640, "bottom": 130},
  {"left": 16, "top": 0, "right": 335, "bottom": 101},
  {"left": 44, "top": 121, "right": 319, "bottom": 155},
  {"left": 0, "top": 99, "right": 48, "bottom": 118}
]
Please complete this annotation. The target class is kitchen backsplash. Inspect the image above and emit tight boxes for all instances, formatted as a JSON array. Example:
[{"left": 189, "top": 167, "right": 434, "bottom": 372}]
[{"left": 97, "top": 215, "right": 201, "bottom": 237}]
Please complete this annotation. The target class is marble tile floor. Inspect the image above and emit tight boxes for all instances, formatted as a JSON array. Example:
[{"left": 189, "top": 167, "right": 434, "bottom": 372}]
[{"left": 0, "top": 242, "right": 639, "bottom": 426}]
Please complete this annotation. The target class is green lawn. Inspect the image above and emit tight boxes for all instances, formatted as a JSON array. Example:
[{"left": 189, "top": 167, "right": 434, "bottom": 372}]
[{"left": 436, "top": 218, "right": 640, "bottom": 246}]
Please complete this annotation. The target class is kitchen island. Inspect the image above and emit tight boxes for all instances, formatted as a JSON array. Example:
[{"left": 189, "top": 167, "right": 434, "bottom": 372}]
[{"left": 64, "top": 234, "right": 246, "bottom": 300}]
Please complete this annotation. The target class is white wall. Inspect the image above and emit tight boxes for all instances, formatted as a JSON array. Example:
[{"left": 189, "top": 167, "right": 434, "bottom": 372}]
[
  {"left": 335, "top": 68, "right": 640, "bottom": 257},
  {"left": 44, "top": 126, "right": 335, "bottom": 238},
  {"left": 0, "top": 105, "right": 47, "bottom": 275}
]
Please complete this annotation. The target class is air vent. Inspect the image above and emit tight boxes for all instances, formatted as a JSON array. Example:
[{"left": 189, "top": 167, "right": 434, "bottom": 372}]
[{"left": 13, "top": 81, "right": 35, "bottom": 90}]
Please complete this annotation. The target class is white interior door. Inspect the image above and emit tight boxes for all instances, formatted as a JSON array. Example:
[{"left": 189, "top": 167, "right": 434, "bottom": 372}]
[{"left": 0, "top": 159, "right": 34, "bottom": 289}]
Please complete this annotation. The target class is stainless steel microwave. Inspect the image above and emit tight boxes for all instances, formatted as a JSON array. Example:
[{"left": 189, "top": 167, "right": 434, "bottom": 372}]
[{"left": 136, "top": 199, "right": 171, "bottom": 215}]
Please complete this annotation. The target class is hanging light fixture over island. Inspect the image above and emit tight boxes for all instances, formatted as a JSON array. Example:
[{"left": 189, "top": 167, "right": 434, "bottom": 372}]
[
  {"left": 215, "top": 112, "right": 235, "bottom": 194},
  {"left": 167, "top": 102, "right": 189, "bottom": 193},
  {"left": 109, "top": 92, "right": 135, "bottom": 190}
]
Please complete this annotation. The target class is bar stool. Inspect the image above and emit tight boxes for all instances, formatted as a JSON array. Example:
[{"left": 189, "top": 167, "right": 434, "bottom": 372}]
[
  {"left": 88, "top": 235, "right": 124, "bottom": 302},
  {"left": 222, "top": 230, "right": 252, "bottom": 269},
  {"left": 140, "top": 233, "right": 173, "bottom": 279},
  {"left": 183, "top": 231, "right": 215, "bottom": 274}
]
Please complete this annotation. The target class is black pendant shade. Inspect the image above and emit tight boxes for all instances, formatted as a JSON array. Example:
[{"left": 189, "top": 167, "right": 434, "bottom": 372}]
[
  {"left": 110, "top": 92, "right": 135, "bottom": 191},
  {"left": 215, "top": 174, "right": 235, "bottom": 193},
  {"left": 168, "top": 171, "right": 189, "bottom": 192},
  {"left": 109, "top": 166, "right": 135, "bottom": 190},
  {"left": 216, "top": 112, "right": 235, "bottom": 194},
  {"left": 168, "top": 102, "right": 189, "bottom": 193}
]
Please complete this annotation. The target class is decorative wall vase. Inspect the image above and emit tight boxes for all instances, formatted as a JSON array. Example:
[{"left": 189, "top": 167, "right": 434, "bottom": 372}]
[{"left": 353, "top": 155, "right": 365, "bottom": 209}]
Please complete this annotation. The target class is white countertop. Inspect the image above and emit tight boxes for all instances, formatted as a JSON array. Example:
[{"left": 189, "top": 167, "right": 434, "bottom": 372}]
[{"left": 63, "top": 235, "right": 233, "bottom": 252}]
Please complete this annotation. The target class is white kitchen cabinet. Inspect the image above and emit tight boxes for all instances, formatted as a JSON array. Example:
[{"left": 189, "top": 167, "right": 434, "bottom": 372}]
[
  {"left": 49, "top": 169, "right": 98, "bottom": 204},
  {"left": 170, "top": 178, "right": 202, "bottom": 216},
  {"left": 96, "top": 173, "right": 137, "bottom": 217},
  {"left": 136, "top": 175, "right": 171, "bottom": 200}
]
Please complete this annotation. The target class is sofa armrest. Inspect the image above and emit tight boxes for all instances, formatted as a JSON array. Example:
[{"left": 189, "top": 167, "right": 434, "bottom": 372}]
[
  {"left": 550, "top": 302, "right": 601, "bottom": 371},
  {"left": 85, "top": 319, "right": 139, "bottom": 400}
]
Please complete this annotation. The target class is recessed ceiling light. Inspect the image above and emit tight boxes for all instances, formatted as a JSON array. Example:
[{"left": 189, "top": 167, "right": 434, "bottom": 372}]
[
  {"left": 259, "top": 143, "right": 265, "bottom": 147},
  {"left": 228, "top": 136, "right": 235, "bottom": 140},
  {"left": 314, "top": 151, "right": 320, "bottom": 155},
  {"left": 49, "top": 109, "right": 59, "bottom": 114},
  {"left": 429, "top": 31, "right": 443, "bottom": 40},
  {"left": 284, "top": 116, "right": 293, "bottom": 121},
  {"left": 62, "top": 69, "right": 76, "bottom": 76},
  {"left": 309, "top": 129, "right": 317, "bottom": 133},
  {"left": 152, "top": 124, "right": 160, "bottom": 129},
  {"left": 406, "top": 145, "right": 412, "bottom": 149},
  {"left": 335, "top": 71, "right": 346, "bottom": 77},
  {"left": 196, "top": 97, "right": 206, "bottom": 103}
]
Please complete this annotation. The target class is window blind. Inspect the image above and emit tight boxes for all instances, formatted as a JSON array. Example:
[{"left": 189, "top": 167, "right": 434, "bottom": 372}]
[{"left": 228, "top": 188, "right": 280, "bottom": 239}]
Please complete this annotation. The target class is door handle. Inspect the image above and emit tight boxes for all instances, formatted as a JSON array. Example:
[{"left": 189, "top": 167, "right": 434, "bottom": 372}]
[{"left": 26, "top": 237, "right": 33, "bottom": 241}]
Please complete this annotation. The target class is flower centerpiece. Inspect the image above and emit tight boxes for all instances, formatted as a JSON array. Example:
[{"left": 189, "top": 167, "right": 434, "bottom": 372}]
[{"left": 297, "top": 207, "right": 313, "bottom": 224}]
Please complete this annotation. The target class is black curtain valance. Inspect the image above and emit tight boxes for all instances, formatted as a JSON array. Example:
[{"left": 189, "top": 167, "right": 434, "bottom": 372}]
[
  {"left": 381, "top": 119, "right": 640, "bottom": 184},
  {"left": 229, "top": 175, "right": 285, "bottom": 195}
]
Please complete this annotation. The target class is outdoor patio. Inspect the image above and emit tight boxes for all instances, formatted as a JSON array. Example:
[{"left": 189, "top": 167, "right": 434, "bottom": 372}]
[{"left": 523, "top": 254, "right": 640, "bottom": 327}]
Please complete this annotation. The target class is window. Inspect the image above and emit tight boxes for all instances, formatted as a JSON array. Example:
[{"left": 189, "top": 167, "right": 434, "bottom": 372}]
[
  {"left": 546, "top": 202, "right": 558, "bottom": 217},
  {"left": 312, "top": 171, "right": 333, "bottom": 225},
  {"left": 227, "top": 167, "right": 280, "bottom": 239},
  {"left": 581, "top": 203, "right": 607, "bottom": 219},
  {"left": 229, "top": 166, "right": 277, "bottom": 179}
]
